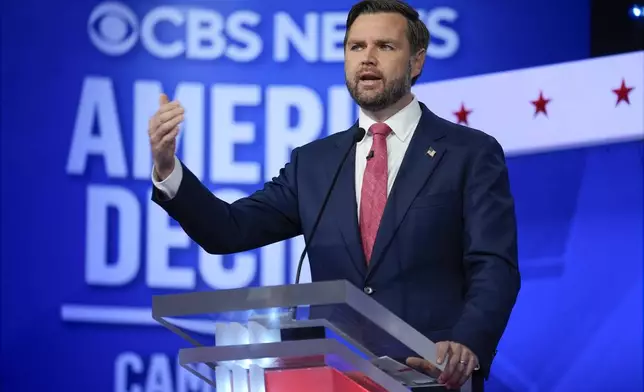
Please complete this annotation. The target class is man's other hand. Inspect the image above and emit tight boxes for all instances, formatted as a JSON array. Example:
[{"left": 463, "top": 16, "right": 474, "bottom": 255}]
[{"left": 406, "top": 340, "right": 479, "bottom": 390}]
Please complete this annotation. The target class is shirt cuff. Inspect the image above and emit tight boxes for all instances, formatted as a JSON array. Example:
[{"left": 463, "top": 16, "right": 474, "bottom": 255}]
[{"left": 151, "top": 156, "right": 182, "bottom": 199}]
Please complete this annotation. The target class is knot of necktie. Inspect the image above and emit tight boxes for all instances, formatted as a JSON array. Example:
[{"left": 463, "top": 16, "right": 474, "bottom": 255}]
[{"left": 369, "top": 122, "right": 392, "bottom": 138}]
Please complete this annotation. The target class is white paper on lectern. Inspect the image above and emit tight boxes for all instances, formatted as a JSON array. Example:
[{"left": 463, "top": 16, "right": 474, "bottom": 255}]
[{"left": 370, "top": 356, "right": 443, "bottom": 387}]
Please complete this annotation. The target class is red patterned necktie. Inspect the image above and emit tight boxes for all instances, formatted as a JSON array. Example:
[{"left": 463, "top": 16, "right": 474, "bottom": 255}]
[{"left": 359, "top": 122, "right": 392, "bottom": 264}]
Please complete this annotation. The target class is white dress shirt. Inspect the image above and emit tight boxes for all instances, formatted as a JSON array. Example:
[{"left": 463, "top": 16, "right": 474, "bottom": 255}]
[
  {"left": 354, "top": 97, "right": 422, "bottom": 214},
  {"left": 152, "top": 97, "right": 423, "bottom": 207}
]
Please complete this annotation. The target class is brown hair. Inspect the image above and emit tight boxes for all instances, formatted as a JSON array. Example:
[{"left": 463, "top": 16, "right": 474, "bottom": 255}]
[{"left": 344, "top": 0, "right": 430, "bottom": 84}]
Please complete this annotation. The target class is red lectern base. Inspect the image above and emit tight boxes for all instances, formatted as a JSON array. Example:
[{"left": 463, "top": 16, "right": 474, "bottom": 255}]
[{"left": 265, "top": 367, "right": 389, "bottom": 392}]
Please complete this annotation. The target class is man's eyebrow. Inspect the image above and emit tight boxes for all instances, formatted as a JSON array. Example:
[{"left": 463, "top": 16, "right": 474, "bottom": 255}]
[
  {"left": 346, "top": 38, "right": 399, "bottom": 45},
  {"left": 374, "top": 39, "right": 397, "bottom": 45}
]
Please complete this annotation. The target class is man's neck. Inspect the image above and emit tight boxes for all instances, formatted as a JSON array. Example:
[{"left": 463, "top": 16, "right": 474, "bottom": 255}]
[{"left": 362, "top": 93, "right": 414, "bottom": 123}]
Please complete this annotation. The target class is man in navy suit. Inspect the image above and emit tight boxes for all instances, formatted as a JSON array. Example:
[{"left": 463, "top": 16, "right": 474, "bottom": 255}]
[{"left": 148, "top": 0, "right": 520, "bottom": 390}]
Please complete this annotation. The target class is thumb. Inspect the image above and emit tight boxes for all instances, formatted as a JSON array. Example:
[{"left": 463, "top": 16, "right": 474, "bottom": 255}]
[
  {"left": 436, "top": 341, "right": 450, "bottom": 365},
  {"left": 159, "top": 93, "right": 169, "bottom": 106},
  {"left": 405, "top": 357, "right": 425, "bottom": 369}
]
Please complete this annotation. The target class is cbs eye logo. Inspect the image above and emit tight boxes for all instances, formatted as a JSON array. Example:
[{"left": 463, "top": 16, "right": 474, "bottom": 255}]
[{"left": 88, "top": 2, "right": 138, "bottom": 56}]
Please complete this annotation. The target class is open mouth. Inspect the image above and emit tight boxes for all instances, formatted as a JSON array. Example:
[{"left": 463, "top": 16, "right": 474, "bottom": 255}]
[
  {"left": 359, "top": 73, "right": 382, "bottom": 82},
  {"left": 358, "top": 72, "right": 383, "bottom": 87}
]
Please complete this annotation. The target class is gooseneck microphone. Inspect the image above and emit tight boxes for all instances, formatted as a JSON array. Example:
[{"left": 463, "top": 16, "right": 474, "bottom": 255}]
[
  {"left": 293, "top": 126, "right": 366, "bottom": 286},
  {"left": 288, "top": 127, "right": 365, "bottom": 320}
]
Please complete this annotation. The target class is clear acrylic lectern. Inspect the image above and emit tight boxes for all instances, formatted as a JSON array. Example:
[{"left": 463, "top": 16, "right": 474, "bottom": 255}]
[{"left": 152, "top": 280, "right": 447, "bottom": 391}]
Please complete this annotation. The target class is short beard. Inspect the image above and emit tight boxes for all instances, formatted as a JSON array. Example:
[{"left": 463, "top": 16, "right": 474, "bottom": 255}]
[{"left": 346, "top": 62, "right": 412, "bottom": 112}]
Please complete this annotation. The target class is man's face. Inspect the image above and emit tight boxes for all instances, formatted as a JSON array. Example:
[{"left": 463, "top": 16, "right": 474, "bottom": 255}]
[{"left": 344, "top": 12, "right": 422, "bottom": 112}]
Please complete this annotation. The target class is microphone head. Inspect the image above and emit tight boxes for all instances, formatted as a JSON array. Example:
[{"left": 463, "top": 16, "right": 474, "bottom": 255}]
[{"left": 354, "top": 127, "right": 366, "bottom": 143}]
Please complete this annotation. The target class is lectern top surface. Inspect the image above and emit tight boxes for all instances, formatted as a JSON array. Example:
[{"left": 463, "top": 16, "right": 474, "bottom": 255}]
[{"left": 152, "top": 280, "right": 442, "bottom": 371}]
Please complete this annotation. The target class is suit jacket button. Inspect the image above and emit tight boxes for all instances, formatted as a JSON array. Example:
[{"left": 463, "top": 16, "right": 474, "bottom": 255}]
[{"left": 363, "top": 286, "right": 374, "bottom": 295}]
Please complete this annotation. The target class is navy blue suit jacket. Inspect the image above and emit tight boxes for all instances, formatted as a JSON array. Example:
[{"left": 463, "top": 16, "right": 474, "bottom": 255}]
[{"left": 152, "top": 102, "right": 521, "bottom": 378}]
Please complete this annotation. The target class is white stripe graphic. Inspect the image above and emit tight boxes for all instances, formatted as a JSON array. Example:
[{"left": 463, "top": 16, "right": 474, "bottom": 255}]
[
  {"left": 60, "top": 304, "right": 215, "bottom": 335},
  {"left": 413, "top": 50, "right": 644, "bottom": 156}
]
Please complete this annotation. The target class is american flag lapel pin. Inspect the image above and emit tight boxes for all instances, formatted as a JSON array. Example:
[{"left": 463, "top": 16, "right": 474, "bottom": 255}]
[{"left": 427, "top": 146, "right": 436, "bottom": 157}]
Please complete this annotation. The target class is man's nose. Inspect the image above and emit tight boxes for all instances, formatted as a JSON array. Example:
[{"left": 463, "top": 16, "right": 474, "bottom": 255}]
[{"left": 360, "top": 46, "right": 378, "bottom": 65}]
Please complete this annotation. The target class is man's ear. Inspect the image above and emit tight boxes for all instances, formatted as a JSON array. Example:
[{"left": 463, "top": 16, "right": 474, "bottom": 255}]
[{"left": 411, "top": 49, "right": 427, "bottom": 80}]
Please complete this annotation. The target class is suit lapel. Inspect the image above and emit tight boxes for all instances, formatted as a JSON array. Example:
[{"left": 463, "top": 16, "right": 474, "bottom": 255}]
[
  {"left": 366, "top": 105, "right": 447, "bottom": 279},
  {"left": 327, "top": 124, "right": 368, "bottom": 277}
]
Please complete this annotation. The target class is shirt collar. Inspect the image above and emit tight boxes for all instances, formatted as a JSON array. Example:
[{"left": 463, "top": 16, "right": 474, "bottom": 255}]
[{"left": 357, "top": 96, "right": 422, "bottom": 144}]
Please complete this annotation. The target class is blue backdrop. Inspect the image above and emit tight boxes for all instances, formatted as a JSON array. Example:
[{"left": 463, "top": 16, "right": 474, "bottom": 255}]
[{"left": 2, "top": 0, "right": 642, "bottom": 391}]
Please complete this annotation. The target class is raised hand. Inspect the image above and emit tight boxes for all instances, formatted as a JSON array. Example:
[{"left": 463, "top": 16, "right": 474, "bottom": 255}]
[{"left": 148, "top": 93, "right": 184, "bottom": 180}]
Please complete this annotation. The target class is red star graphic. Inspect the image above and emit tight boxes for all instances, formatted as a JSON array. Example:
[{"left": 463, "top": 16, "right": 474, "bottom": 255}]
[
  {"left": 531, "top": 90, "right": 551, "bottom": 117},
  {"left": 612, "top": 78, "right": 634, "bottom": 106},
  {"left": 453, "top": 102, "right": 473, "bottom": 125}
]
